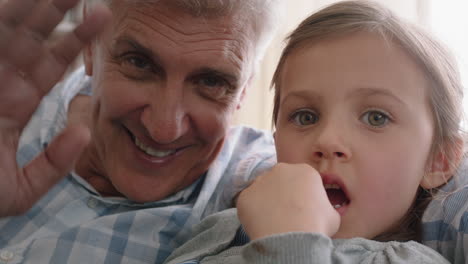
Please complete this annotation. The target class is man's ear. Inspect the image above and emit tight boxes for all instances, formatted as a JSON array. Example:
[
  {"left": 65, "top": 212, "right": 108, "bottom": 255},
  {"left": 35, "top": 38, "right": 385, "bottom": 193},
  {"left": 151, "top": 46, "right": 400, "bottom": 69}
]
[
  {"left": 237, "top": 75, "right": 255, "bottom": 110},
  {"left": 236, "top": 83, "right": 251, "bottom": 110},
  {"left": 236, "top": 87, "right": 247, "bottom": 110},
  {"left": 421, "top": 139, "right": 464, "bottom": 189}
]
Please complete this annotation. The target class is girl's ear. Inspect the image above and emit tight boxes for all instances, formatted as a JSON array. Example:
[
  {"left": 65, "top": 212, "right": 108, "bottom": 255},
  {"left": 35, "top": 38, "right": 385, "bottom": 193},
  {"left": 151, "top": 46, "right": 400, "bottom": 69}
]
[{"left": 420, "top": 139, "right": 464, "bottom": 189}]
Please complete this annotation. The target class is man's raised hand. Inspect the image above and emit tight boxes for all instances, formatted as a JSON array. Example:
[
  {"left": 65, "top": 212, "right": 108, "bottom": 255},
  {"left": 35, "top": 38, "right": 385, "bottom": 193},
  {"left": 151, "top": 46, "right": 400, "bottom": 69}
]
[{"left": 0, "top": 0, "right": 110, "bottom": 217}]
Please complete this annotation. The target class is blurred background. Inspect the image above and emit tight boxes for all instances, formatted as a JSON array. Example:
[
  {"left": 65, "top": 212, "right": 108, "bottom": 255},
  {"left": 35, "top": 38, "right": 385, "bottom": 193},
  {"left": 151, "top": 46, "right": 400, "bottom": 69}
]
[{"left": 56, "top": 0, "right": 468, "bottom": 131}]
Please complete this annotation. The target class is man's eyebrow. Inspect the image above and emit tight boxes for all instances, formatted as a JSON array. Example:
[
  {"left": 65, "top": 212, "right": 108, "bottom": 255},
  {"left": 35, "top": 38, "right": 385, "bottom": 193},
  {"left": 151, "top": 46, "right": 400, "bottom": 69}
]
[
  {"left": 112, "top": 36, "right": 168, "bottom": 77},
  {"left": 190, "top": 67, "right": 239, "bottom": 86},
  {"left": 113, "top": 37, "right": 239, "bottom": 86},
  {"left": 113, "top": 36, "right": 164, "bottom": 65}
]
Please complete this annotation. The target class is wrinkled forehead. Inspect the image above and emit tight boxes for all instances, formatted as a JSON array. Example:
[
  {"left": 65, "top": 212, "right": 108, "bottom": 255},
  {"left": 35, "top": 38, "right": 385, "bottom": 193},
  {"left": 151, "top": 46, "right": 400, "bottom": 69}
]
[
  {"left": 106, "top": 0, "right": 247, "bottom": 23},
  {"left": 111, "top": 1, "right": 244, "bottom": 30},
  {"left": 89, "top": 0, "right": 260, "bottom": 49},
  {"left": 99, "top": 0, "right": 256, "bottom": 84},
  {"left": 107, "top": 0, "right": 256, "bottom": 55}
]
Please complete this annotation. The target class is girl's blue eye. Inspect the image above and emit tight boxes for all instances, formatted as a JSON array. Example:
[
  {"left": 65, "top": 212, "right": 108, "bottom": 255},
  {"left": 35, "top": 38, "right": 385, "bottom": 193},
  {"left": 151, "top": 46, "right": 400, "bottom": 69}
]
[
  {"left": 291, "top": 110, "right": 318, "bottom": 126},
  {"left": 361, "top": 110, "right": 390, "bottom": 127}
]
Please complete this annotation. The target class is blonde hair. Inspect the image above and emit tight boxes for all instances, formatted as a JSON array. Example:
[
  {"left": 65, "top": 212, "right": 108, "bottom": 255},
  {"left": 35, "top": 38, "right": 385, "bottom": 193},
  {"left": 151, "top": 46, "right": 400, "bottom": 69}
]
[{"left": 271, "top": 0, "right": 465, "bottom": 241}]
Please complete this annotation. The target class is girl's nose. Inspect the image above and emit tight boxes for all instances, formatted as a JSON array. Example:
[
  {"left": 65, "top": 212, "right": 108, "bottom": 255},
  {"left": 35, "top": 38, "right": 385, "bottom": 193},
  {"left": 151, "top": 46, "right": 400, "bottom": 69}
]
[
  {"left": 311, "top": 122, "right": 351, "bottom": 163},
  {"left": 314, "top": 150, "right": 348, "bottom": 160}
]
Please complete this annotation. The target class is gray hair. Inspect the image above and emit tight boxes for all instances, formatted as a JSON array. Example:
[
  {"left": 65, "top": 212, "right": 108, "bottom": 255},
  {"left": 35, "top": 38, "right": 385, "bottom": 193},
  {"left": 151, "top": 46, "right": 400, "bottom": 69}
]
[{"left": 85, "top": 0, "right": 284, "bottom": 71}]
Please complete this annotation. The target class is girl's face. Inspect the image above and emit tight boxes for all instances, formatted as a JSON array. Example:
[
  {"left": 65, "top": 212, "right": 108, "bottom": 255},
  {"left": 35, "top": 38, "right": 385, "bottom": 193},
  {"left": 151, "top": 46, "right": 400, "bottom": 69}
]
[{"left": 274, "top": 31, "right": 443, "bottom": 239}]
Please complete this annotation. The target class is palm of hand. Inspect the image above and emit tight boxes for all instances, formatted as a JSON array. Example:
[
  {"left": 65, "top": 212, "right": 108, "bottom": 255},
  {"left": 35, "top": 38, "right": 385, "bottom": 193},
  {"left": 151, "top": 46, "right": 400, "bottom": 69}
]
[{"left": 0, "top": 0, "right": 110, "bottom": 217}]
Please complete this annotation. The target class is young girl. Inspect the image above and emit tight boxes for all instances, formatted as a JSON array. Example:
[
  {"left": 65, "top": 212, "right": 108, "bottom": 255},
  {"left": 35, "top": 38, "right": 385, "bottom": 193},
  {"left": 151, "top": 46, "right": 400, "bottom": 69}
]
[{"left": 163, "top": 1, "right": 465, "bottom": 263}]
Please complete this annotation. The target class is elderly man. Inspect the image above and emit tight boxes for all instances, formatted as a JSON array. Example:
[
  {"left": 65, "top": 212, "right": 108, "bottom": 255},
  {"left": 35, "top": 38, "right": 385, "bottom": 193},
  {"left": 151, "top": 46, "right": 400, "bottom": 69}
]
[{"left": 0, "top": 0, "right": 281, "bottom": 263}]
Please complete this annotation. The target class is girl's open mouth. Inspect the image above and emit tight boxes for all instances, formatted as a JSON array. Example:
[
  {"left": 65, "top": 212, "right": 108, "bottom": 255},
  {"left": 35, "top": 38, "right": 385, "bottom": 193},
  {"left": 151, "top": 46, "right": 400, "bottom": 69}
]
[{"left": 324, "top": 183, "right": 350, "bottom": 210}]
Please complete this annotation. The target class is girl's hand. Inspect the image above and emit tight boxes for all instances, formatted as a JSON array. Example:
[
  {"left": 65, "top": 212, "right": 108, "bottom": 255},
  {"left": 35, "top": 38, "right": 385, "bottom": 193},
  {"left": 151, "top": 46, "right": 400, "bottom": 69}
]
[{"left": 236, "top": 163, "right": 340, "bottom": 240}]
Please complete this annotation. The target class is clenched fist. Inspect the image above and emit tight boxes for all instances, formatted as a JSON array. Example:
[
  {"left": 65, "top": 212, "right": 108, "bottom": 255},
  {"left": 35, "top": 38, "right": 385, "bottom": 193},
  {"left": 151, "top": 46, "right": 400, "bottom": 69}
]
[{"left": 236, "top": 163, "right": 340, "bottom": 240}]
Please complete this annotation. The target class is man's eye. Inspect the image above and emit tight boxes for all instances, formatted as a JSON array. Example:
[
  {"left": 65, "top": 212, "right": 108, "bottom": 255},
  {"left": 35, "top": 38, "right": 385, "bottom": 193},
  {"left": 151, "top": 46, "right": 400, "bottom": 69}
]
[
  {"left": 196, "top": 75, "right": 232, "bottom": 100},
  {"left": 291, "top": 110, "right": 318, "bottom": 126},
  {"left": 361, "top": 110, "right": 390, "bottom": 127},
  {"left": 201, "top": 75, "right": 225, "bottom": 87},
  {"left": 124, "top": 55, "right": 152, "bottom": 70},
  {"left": 117, "top": 53, "right": 156, "bottom": 80}
]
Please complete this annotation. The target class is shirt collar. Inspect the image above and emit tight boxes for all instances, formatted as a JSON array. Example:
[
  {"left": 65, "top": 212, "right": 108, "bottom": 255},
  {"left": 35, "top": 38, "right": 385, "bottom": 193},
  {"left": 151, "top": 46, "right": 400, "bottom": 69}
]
[{"left": 70, "top": 171, "right": 206, "bottom": 208}]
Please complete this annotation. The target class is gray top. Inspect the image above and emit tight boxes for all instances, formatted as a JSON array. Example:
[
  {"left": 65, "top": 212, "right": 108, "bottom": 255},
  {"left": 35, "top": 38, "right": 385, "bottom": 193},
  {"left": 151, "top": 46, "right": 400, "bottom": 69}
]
[
  {"left": 1, "top": 67, "right": 277, "bottom": 264},
  {"left": 164, "top": 208, "right": 450, "bottom": 264}
]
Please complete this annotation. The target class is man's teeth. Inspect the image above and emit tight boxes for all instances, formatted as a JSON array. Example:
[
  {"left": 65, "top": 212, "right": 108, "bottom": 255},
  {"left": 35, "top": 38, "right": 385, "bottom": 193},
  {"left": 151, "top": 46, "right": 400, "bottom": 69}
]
[{"left": 134, "top": 138, "right": 176, "bottom": 158}]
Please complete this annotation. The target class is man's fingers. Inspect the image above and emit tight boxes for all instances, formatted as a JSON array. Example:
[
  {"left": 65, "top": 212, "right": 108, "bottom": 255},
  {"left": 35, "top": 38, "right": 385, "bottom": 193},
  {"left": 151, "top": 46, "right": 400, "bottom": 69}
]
[
  {"left": 0, "top": 0, "right": 37, "bottom": 51},
  {"left": 0, "top": 0, "right": 37, "bottom": 28},
  {"left": 31, "top": 4, "right": 111, "bottom": 95},
  {"left": 0, "top": 0, "right": 82, "bottom": 70},
  {"left": 20, "top": 125, "right": 90, "bottom": 209},
  {"left": 0, "top": 3, "right": 110, "bottom": 97},
  {"left": 23, "top": 0, "right": 81, "bottom": 42}
]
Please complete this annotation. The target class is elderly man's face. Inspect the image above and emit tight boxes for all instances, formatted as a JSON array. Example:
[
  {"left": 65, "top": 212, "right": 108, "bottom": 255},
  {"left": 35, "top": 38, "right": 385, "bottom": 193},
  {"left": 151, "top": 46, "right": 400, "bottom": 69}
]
[{"left": 83, "top": 1, "right": 254, "bottom": 202}]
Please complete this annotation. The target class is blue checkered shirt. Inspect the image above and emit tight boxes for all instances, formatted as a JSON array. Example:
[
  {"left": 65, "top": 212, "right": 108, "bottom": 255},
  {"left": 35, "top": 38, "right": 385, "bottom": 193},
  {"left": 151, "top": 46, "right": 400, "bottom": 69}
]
[
  {"left": 422, "top": 156, "right": 468, "bottom": 264},
  {"left": 0, "top": 68, "right": 276, "bottom": 264}
]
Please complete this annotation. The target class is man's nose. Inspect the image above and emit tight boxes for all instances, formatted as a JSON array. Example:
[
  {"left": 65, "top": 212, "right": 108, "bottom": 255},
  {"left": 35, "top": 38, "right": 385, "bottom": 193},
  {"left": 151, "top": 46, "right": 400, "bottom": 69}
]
[
  {"left": 140, "top": 94, "right": 188, "bottom": 144},
  {"left": 311, "top": 122, "right": 351, "bottom": 162}
]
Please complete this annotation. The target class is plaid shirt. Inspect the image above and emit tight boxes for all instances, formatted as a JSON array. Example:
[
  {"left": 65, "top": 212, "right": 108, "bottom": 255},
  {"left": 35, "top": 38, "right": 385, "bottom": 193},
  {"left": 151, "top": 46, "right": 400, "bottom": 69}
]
[
  {"left": 0, "top": 68, "right": 276, "bottom": 264},
  {"left": 422, "top": 156, "right": 468, "bottom": 264}
]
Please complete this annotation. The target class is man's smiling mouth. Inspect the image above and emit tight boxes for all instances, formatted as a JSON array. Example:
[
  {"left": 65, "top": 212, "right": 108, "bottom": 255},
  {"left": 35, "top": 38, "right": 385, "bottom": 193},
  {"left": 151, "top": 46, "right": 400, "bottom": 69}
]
[
  {"left": 124, "top": 126, "right": 186, "bottom": 159},
  {"left": 134, "top": 137, "right": 176, "bottom": 158}
]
